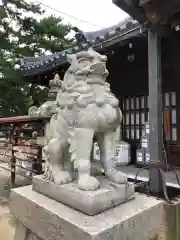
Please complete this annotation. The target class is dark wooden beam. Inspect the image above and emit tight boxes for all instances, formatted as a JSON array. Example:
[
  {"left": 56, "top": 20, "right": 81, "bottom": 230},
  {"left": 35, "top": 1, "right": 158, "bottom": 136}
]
[
  {"left": 114, "top": 0, "right": 180, "bottom": 27},
  {"left": 139, "top": 0, "right": 152, "bottom": 6},
  {"left": 148, "top": 30, "right": 165, "bottom": 194}
]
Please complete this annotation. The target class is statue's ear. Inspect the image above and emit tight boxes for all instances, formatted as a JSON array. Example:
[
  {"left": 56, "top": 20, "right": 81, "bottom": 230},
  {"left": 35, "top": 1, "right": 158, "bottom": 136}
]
[{"left": 67, "top": 54, "right": 76, "bottom": 64}]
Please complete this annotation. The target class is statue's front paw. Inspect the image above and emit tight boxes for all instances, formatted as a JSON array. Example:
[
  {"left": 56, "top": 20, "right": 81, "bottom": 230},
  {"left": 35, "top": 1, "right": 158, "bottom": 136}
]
[
  {"left": 78, "top": 175, "right": 100, "bottom": 191},
  {"left": 106, "top": 170, "right": 128, "bottom": 184},
  {"left": 53, "top": 171, "right": 72, "bottom": 185}
]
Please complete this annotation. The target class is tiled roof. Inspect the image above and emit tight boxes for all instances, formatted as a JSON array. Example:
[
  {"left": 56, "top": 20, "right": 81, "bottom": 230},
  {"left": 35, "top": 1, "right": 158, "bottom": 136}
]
[{"left": 18, "top": 17, "right": 146, "bottom": 76}]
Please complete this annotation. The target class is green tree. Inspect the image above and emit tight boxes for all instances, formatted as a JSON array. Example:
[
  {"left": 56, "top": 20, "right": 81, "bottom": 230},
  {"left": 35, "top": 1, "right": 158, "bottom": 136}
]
[{"left": 0, "top": 0, "right": 73, "bottom": 117}]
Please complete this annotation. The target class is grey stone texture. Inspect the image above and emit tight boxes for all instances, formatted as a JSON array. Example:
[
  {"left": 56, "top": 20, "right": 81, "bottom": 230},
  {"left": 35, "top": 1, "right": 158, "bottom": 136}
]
[
  {"left": 32, "top": 175, "right": 135, "bottom": 215},
  {"left": 10, "top": 185, "right": 166, "bottom": 240},
  {"left": 14, "top": 221, "right": 41, "bottom": 240},
  {"left": 14, "top": 221, "right": 27, "bottom": 240}
]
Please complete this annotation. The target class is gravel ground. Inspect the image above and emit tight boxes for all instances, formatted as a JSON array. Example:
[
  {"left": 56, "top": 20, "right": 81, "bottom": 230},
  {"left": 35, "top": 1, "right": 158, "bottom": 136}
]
[
  {"left": 0, "top": 163, "right": 32, "bottom": 240},
  {"left": 0, "top": 199, "right": 15, "bottom": 240},
  {"left": 0, "top": 168, "right": 15, "bottom": 240}
]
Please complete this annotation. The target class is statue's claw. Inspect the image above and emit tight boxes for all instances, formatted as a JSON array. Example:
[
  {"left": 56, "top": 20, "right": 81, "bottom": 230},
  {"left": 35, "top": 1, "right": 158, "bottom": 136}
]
[
  {"left": 43, "top": 163, "right": 53, "bottom": 181},
  {"left": 43, "top": 166, "right": 48, "bottom": 178},
  {"left": 78, "top": 175, "right": 100, "bottom": 191},
  {"left": 43, "top": 170, "right": 51, "bottom": 181},
  {"left": 106, "top": 170, "right": 128, "bottom": 184},
  {"left": 53, "top": 171, "right": 72, "bottom": 185}
]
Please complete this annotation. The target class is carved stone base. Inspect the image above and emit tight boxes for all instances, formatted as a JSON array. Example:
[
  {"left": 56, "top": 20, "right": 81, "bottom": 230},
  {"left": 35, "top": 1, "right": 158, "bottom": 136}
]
[
  {"left": 10, "top": 186, "right": 166, "bottom": 240},
  {"left": 32, "top": 175, "right": 134, "bottom": 215},
  {"left": 14, "top": 222, "right": 41, "bottom": 240}
]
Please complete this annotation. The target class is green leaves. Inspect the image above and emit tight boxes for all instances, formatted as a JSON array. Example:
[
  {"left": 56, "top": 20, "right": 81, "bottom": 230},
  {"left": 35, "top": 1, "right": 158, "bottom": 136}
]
[
  {"left": 0, "top": 0, "right": 73, "bottom": 116},
  {"left": 29, "top": 15, "right": 73, "bottom": 53}
]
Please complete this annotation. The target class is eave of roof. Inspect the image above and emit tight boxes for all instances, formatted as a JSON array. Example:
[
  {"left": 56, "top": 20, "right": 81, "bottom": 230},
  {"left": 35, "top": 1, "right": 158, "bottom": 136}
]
[
  {"left": 113, "top": 0, "right": 180, "bottom": 26},
  {"left": 18, "top": 18, "right": 146, "bottom": 77},
  {"left": 0, "top": 116, "right": 49, "bottom": 124},
  {"left": 113, "top": 0, "right": 146, "bottom": 24}
]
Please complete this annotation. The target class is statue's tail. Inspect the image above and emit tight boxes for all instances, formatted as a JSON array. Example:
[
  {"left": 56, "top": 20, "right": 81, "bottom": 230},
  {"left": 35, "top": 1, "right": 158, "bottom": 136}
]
[
  {"left": 118, "top": 108, "right": 122, "bottom": 122},
  {"left": 114, "top": 108, "right": 122, "bottom": 141},
  {"left": 46, "top": 113, "right": 58, "bottom": 142},
  {"left": 114, "top": 126, "right": 121, "bottom": 141}
]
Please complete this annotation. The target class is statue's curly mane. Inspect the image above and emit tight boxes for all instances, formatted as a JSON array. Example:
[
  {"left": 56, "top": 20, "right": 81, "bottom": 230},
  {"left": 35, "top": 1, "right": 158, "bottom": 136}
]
[{"left": 56, "top": 48, "right": 119, "bottom": 109}]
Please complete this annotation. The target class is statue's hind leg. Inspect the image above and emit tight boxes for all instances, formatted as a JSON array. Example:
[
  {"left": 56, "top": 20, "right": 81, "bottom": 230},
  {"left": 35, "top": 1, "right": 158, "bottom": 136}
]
[
  {"left": 45, "top": 138, "right": 72, "bottom": 184},
  {"left": 97, "top": 130, "right": 127, "bottom": 184}
]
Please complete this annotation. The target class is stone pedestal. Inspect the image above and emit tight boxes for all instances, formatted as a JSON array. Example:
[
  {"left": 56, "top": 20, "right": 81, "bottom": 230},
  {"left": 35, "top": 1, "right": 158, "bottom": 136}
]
[
  {"left": 32, "top": 175, "right": 134, "bottom": 215},
  {"left": 10, "top": 186, "right": 166, "bottom": 240}
]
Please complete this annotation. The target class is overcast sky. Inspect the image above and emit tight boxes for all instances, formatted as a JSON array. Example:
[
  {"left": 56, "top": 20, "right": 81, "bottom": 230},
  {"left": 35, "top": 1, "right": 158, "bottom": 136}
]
[{"left": 33, "top": 0, "right": 129, "bottom": 32}]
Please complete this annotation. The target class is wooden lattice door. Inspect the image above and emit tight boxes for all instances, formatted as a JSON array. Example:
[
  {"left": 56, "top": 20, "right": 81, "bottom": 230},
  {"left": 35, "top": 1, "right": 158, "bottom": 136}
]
[{"left": 121, "top": 91, "right": 179, "bottom": 166}]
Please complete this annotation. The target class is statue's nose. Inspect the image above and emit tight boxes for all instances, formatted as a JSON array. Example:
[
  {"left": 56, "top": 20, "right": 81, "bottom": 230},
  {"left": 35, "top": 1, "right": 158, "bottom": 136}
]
[{"left": 90, "top": 62, "right": 105, "bottom": 72}]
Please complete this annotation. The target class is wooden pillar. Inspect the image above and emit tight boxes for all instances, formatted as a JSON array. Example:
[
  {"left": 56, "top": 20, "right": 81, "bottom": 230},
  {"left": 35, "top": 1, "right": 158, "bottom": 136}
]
[{"left": 148, "top": 30, "right": 165, "bottom": 194}]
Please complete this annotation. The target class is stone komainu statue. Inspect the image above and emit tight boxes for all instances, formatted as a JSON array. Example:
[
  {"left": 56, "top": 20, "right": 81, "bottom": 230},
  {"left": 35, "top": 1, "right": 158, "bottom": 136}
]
[{"left": 34, "top": 48, "right": 127, "bottom": 191}]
